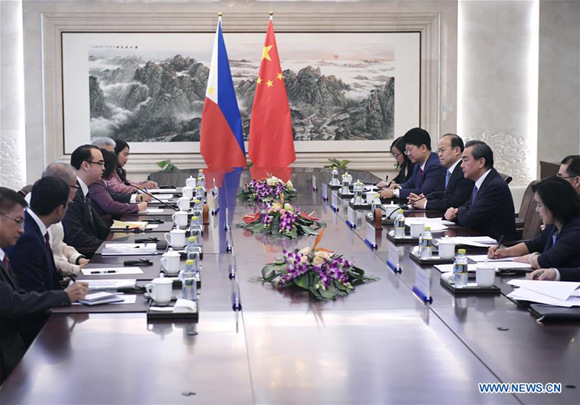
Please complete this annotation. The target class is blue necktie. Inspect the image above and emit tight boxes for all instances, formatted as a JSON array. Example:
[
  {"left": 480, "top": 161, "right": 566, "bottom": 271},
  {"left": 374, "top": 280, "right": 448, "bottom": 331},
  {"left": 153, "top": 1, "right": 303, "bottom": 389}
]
[
  {"left": 471, "top": 186, "right": 478, "bottom": 205},
  {"left": 445, "top": 171, "right": 451, "bottom": 189}
]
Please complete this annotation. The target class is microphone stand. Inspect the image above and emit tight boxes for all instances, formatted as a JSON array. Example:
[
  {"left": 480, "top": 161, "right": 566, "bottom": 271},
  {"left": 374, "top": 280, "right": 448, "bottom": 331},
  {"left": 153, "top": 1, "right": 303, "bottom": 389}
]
[{"left": 124, "top": 182, "right": 179, "bottom": 211}]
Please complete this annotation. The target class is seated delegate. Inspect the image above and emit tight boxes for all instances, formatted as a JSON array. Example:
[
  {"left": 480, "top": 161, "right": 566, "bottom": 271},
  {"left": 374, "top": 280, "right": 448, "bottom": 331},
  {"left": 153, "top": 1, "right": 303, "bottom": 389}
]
[
  {"left": 107, "top": 139, "right": 157, "bottom": 194},
  {"left": 89, "top": 149, "right": 147, "bottom": 222},
  {"left": 488, "top": 176, "right": 580, "bottom": 269},
  {"left": 377, "top": 136, "right": 415, "bottom": 187}
]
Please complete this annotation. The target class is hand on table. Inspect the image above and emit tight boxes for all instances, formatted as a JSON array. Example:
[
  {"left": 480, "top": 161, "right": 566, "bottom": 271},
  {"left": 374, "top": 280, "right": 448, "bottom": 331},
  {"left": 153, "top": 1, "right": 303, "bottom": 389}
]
[{"left": 444, "top": 207, "right": 458, "bottom": 221}]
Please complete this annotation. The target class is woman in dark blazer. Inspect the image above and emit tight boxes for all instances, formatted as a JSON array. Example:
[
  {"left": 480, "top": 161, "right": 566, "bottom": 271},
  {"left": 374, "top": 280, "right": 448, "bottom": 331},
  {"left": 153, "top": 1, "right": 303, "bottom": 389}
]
[
  {"left": 489, "top": 176, "right": 580, "bottom": 269},
  {"left": 377, "top": 136, "right": 416, "bottom": 187},
  {"left": 88, "top": 149, "right": 147, "bottom": 222}
]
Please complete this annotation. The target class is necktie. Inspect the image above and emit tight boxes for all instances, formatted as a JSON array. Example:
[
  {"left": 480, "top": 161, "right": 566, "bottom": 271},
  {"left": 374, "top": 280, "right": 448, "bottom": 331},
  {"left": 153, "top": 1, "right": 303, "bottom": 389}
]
[
  {"left": 44, "top": 232, "right": 53, "bottom": 256},
  {"left": 2, "top": 255, "right": 10, "bottom": 273},
  {"left": 471, "top": 185, "right": 479, "bottom": 205},
  {"left": 445, "top": 171, "right": 451, "bottom": 189},
  {"left": 85, "top": 195, "right": 95, "bottom": 227},
  {"left": 419, "top": 168, "right": 424, "bottom": 186}
]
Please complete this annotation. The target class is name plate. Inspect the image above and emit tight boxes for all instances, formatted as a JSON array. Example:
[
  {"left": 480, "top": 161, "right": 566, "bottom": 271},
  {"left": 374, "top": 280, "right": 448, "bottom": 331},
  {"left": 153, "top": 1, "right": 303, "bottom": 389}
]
[
  {"left": 413, "top": 267, "right": 433, "bottom": 304},
  {"left": 208, "top": 187, "right": 219, "bottom": 215},
  {"left": 322, "top": 184, "right": 328, "bottom": 201},
  {"left": 331, "top": 191, "right": 338, "bottom": 211},
  {"left": 364, "top": 221, "right": 377, "bottom": 249},
  {"left": 312, "top": 175, "right": 317, "bottom": 191},
  {"left": 346, "top": 206, "right": 357, "bottom": 228}
]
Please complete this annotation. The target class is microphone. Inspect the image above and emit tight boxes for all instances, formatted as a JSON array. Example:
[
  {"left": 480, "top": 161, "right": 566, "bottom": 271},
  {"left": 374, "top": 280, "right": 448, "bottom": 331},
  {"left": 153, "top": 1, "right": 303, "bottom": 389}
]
[
  {"left": 410, "top": 190, "right": 447, "bottom": 204},
  {"left": 124, "top": 182, "right": 179, "bottom": 211}
]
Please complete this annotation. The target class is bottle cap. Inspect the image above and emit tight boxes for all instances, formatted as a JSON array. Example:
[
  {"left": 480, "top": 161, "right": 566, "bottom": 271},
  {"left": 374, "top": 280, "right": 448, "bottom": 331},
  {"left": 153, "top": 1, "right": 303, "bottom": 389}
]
[
  {"left": 425, "top": 226, "right": 431, "bottom": 231},
  {"left": 188, "top": 236, "right": 195, "bottom": 242},
  {"left": 185, "top": 259, "right": 194, "bottom": 265},
  {"left": 458, "top": 249, "right": 466, "bottom": 254}
]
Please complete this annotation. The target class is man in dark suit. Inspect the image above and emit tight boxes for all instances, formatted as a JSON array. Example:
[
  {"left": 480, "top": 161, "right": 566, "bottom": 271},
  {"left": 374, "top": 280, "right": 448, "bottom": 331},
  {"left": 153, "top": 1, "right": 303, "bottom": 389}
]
[
  {"left": 62, "top": 144, "right": 111, "bottom": 258},
  {"left": 408, "top": 133, "right": 474, "bottom": 211},
  {"left": 445, "top": 140, "right": 516, "bottom": 241},
  {"left": 380, "top": 127, "right": 445, "bottom": 200},
  {"left": 0, "top": 187, "right": 88, "bottom": 382},
  {"left": 558, "top": 155, "right": 580, "bottom": 194},
  {"left": 5, "top": 177, "right": 70, "bottom": 293}
]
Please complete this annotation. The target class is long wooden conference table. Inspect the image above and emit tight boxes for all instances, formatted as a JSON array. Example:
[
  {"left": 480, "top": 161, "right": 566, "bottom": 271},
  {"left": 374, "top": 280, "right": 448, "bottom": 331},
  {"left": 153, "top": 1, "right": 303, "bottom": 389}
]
[{"left": 0, "top": 168, "right": 578, "bottom": 404}]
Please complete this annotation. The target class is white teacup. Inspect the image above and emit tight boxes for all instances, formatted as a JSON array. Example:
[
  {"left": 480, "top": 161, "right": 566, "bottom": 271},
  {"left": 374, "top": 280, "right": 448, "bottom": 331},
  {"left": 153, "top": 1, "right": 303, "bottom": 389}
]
[
  {"left": 160, "top": 248, "right": 181, "bottom": 275},
  {"left": 177, "top": 197, "right": 191, "bottom": 211},
  {"left": 172, "top": 210, "right": 189, "bottom": 228},
  {"left": 365, "top": 191, "right": 376, "bottom": 204},
  {"left": 438, "top": 239, "right": 456, "bottom": 259},
  {"left": 165, "top": 228, "right": 186, "bottom": 248},
  {"left": 476, "top": 263, "right": 496, "bottom": 287},
  {"left": 181, "top": 186, "right": 194, "bottom": 199},
  {"left": 185, "top": 176, "right": 197, "bottom": 188},
  {"left": 410, "top": 222, "right": 424, "bottom": 239},
  {"left": 146, "top": 278, "right": 173, "bottom": 304}
]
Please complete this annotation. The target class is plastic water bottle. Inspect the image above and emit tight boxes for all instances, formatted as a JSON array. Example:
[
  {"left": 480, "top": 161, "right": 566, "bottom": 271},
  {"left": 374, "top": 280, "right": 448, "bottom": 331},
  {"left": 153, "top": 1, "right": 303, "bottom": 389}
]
[
  {"left": 189, "top": 215, "right": 203, "bottom": 237},
  {"left": 420, "top": 226, "right": 433, "bottom": 259},
  {"left": 197, "top": 170, "right": 206, "bottom": 189},
  {"left": 181, "top": 259, "right": 197, "bottom": 301},
  {"left": 185, "top": 236, "right": 202, "bottom": 260},
  {"left": 394, "top": 209, "right": 405, "bottom": 238},
  {"left": 453, "top": 249, "right": 469, "bottom": 288}
]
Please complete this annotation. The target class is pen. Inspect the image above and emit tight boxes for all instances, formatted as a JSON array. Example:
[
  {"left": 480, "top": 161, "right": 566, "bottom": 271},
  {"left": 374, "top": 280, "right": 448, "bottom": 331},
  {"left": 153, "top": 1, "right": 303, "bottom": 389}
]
[
  {"left": 90, "top": 270, "right": 117, "bottom": 274},
  {"left": 532, "top": 270, "right": 544, "bottom": 280},
  {"left": 493, "top": 235, "right": 505, "bottom": 259}
]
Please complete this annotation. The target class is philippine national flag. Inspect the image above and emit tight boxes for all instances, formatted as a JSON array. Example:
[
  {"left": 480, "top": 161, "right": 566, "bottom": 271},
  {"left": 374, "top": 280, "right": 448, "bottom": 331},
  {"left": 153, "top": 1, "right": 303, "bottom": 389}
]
[{"left": 200, "top": 18, "right": 246, "bottom": 168}]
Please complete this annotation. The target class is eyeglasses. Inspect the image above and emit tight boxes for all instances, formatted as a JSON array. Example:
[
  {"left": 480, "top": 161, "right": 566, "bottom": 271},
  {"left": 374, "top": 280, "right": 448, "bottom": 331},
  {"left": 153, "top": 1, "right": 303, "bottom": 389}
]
[
  {"left": 391, "top": 152, "right": 402, "bottom": 158},
  {"left": 70, "top": 184, "right": 80, "bottom": 190},
  {"left": 87, "top": 160, "right": 105, "bottom": 167},
  {"left": 0, "top": 212, "right": 25, "bottom": 227},
  {"left": 404, "top": 145, "right": 418, "bottom": 156},
  {"left": 557, "top": 173, "right": 577, "bottom": 179}
]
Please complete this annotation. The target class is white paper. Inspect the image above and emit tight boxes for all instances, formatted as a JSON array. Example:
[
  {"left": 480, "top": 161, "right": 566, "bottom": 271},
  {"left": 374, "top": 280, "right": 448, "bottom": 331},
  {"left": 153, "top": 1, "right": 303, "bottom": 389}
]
[
  {"left": 112, "top": 295, "right": 138, "bottom": 304},
  {"left": 434, "top": 262, "right": 531, "bottom": 274},
  {"left": 322, "top": 184, "right": 328, "bottom": 200},
  {"left": 405, "top": 217, "right": 448, "bottom": 232},
  {"left": 312, "top": 175, "right": 317, "bottom": 190},
  {"left": 146, "top": 224, "right": 159, "bottom": 230},
  {"left": 363, "top": 185, "right": 378, "bottom": 192},
  {"left": 101, "top": 243, "right": 157, "bottom": 256},
  {"left": 436, "top": 236, "right": 497, "bottom": 248},
  {"left": 82, "top": 267, "right": 144, "bottom": 275},
  {"left": 83, "top": 279, "right": 137, "bottom": 290},
  {"left": 110, "top": 220, "right": 148, "bottom": 230},
  {"left": 149, "top": 194, "right": 173, "bottom": 200},
  {"left": 508, "top": 280, "right": 580, "bottom": 301},
  {"left": 139, "top": 208, "right": 165, "bottom": 214},
  {"left": 147, "top": 188, "right": 178, "bottom": 194},
  {"left": 507, "top": 288, "right": 580, "bottom": 307},
  {"left": 467, "top": 255, "right": 514, "bottom": 263}
]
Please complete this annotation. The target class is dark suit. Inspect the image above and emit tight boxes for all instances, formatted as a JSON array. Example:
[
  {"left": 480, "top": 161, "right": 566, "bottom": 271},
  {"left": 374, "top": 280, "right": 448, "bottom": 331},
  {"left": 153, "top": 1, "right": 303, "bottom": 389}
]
[
  {"left": 5, "top": 212, "right": 61, "bottom": 293},
  {"left": 456, "top": 168, "right": 516, "bottom": 241},
  {"left": 399, "top": 152, "right": 446, "bottom": 199},
  {"left": 0, "top": 258, "right": 70, "bottom": 379},
  {"left": 62, "top": 182, "right": 110, "bottom": 258},
  {"left": 557, "top": 268, "right": 580, "bottom": 282},
  {"left": 524, "top": 218, "right": 580, "bottom": 269},
  {"left": 425, "top": 162, "right": 474, "bottom": 212}
]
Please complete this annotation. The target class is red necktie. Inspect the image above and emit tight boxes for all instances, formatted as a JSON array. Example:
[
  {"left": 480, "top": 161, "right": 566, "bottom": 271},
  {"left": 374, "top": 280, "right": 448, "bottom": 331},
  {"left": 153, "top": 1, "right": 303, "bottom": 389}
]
[{"left": 44, "top": 232, "right": 53, "bottom": 256}]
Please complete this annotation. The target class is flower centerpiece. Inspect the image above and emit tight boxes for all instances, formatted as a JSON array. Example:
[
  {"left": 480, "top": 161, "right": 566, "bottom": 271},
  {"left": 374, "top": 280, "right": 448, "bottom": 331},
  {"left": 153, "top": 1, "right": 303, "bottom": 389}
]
[
  {"left": 260, "top": 231, "right": 377, "bottom": 300},
  {"left": 237, "top": 201, "right": 324, "bottom": 239},
  {"left": 238, "top": 176, "right": 297, "bottom": 204}
]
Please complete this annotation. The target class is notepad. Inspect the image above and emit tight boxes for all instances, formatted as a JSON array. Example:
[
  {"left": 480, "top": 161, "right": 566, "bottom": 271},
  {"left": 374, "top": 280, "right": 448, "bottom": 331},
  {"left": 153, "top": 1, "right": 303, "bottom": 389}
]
[
  {"left": 79, "top": 292, "right": 124, "bottom": 306},
  {"left": 83, "top": 279, "right": 137, "bottom": 290},
  {"left": 81, "top": 267, "right": 144, "bottom": 276},
  {"left": 101, "top": 243, "right": 157, "bottom": 256},
  {"left": 110, "top": 220, "right": 148, "bottom": 231}
]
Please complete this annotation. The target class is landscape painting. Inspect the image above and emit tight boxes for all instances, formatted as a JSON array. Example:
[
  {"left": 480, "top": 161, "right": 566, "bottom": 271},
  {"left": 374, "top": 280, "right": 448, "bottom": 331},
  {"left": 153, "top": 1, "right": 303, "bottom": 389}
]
[{"left": 62, "top": 32, "right": 420, "bottom": 153}]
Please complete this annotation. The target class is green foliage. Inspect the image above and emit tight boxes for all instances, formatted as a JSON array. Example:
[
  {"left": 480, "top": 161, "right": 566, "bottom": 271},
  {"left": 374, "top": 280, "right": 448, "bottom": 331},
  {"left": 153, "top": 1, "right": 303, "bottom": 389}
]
[
  {"left": 155, "top": 159, "right": 178, "bottom": 172},
  {"left": 324, "top": 158, "right": 350, "bottom": 170}
]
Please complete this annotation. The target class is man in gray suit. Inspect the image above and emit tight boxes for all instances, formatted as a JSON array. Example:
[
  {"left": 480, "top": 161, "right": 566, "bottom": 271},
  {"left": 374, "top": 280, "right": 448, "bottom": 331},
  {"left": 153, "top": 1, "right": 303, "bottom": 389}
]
[{"left": 0, "top": 187, "right": 88, "bottom": 382}]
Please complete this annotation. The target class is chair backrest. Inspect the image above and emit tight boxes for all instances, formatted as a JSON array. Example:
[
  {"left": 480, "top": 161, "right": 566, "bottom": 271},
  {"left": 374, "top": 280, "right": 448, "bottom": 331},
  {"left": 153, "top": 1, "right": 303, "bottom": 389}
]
[
  {"left": 498, "top": 172, "right": 513, "bottom": 185},
  {"left": 519, "top": 180, "right": 542, "bottom": 240}
]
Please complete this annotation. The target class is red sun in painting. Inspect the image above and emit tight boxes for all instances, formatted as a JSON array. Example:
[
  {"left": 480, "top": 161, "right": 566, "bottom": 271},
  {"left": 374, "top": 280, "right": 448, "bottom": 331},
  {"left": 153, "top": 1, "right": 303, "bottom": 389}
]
[{"left": 333, "top": 54, "right": 339, "bottom": 60}]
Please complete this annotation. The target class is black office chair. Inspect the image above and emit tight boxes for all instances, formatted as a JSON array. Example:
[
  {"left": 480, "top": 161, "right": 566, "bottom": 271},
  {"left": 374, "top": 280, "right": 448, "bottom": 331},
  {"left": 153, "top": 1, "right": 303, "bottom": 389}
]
[
  {"left": 498, "top": 172, "right": 513, "bottom": 185},
  {"left": 515, "top": 180, "right": 542, "bottom": 240}
]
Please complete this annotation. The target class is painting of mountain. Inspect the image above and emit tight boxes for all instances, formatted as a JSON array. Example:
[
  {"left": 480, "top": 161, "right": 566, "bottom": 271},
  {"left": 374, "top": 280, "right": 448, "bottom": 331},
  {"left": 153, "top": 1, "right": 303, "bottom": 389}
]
[{"left": 85, "top": 32, "right": 413, "bottom": 143}]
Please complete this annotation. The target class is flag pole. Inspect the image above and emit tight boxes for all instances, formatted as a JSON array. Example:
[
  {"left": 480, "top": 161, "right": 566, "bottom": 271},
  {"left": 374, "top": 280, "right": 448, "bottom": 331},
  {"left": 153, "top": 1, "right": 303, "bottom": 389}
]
[
  {"left": 218, "top": 11, "right": 222, "bottom": 22},
  {"left": 269, "top": 11, "right": 273, "bottom": 20}
]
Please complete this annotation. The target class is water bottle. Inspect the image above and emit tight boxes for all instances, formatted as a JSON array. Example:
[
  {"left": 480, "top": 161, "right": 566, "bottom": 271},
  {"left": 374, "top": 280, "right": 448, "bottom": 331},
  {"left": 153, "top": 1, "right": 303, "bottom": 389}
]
[
  {"left": 181, "top": 259, "right": 197, "bottom": 301},
  {"left": 453, "top": 249, "right": 469, "bottom": 288},
  {"left": 394, "top": 209, "right": 405, "bottom": 238},
  {"left": 420, "top": 226, "right": 433, "bottom": 259},
  {"left": 371, "top": 195, "right": 382, "bottom": 228},
  {"left": 197, "top": 170, "right": 206, "bottom": 189},
  {"left": 185, "top": 236, "right": 202, "bottom": 260},
  {"left": 193, "top": 198, "right": 203, "bottom": 211},
  {"left": 189, "top": 215, "right": 203, "bottom": 238}
]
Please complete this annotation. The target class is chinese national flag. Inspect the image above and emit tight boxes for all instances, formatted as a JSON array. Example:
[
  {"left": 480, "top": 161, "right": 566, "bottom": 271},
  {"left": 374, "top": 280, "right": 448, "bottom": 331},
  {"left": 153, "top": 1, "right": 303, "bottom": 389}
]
[{"left": 248, "top": 19, "right": 296, "bottom": 168}]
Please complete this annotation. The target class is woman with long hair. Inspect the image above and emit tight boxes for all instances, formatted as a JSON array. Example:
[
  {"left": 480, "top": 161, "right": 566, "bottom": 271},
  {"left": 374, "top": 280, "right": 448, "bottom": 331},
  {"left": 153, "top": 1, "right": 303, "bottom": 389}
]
[
  {"left": 377, "top": 136, "right": 415, "bottom": 188},
  {"left": 488, "top": 176, "right": 580, "bottom": 269},
  {"left": 106, "top": 139, "right": 158, "bottom": 194}
]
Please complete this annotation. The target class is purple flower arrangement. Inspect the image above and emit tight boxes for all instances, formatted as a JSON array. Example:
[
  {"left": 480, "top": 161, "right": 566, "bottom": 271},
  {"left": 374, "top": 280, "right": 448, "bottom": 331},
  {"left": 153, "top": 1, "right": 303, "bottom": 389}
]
[
  {"left": 237, "top": 202, "right": 324, "bottom": 239},
  {"left": 261, "top": 245, "right": 376, "bottom": 301},
  {"left": 238, "top": 176, "right": 297, "bottom": 204}
]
